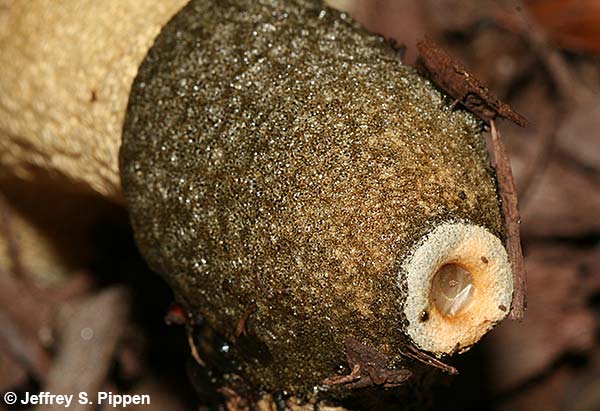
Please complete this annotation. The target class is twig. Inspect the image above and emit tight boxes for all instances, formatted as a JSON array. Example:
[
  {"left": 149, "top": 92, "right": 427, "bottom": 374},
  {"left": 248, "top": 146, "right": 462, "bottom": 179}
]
[
  {"left": 186, "top": 328, "right": 206, "bottom": 367},
  {"left": 400, "top": 345, "right": 458, "bottom": 375},
  {"left": 164, "top": 304, "right": 206, "bottom": 367},
  {"left": 490, "top": 120, "right": 527, "bottom": 320},
  {"left": 527, "top": 30, "right": 582, "bottom": 105}
]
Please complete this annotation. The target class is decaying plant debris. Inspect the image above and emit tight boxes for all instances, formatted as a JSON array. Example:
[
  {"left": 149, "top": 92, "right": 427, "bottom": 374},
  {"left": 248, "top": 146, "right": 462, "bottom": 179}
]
[
  {"left": 414, "top": 38, "right": 528, "bottom": 321},
  {"left": 416, "top": 38, "right": 528, "bottom": 128},
  {"left": 0, "top": 0, "right": 599, "bottom": 410}
]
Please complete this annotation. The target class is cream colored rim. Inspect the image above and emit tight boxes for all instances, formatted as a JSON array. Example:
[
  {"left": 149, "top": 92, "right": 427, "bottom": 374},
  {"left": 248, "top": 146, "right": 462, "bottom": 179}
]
[{"left": 401, "top": 222, "right": 513, "bottom": 355}]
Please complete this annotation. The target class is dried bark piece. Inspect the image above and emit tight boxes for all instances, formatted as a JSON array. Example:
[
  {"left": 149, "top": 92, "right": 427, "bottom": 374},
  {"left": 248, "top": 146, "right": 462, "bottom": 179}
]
[
  {"left": 341, "top": 338, "right": 413, "bottom": 389},
  {"left": 417, "top": 38, "right": 528, "bottom": 127},
  {"left": 490, "top": 120, "right": 527, "bottom": 321}
]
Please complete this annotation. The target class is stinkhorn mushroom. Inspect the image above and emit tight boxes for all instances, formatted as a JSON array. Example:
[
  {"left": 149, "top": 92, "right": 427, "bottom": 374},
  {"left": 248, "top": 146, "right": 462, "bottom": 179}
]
[
  {"left": 0, "top": 0, "right": 188, "bottom": 200},
  {"left": 119, "top": 0, "right": 514, "bottom": 394},
  {"left": 0, "top": 0, "right": 516, "bottom": 401}
]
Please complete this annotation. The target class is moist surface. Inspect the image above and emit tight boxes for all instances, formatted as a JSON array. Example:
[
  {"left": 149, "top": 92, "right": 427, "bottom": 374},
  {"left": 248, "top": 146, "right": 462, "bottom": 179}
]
[{"left": 120, "top": 0, "right": 503, "bottom": 392}]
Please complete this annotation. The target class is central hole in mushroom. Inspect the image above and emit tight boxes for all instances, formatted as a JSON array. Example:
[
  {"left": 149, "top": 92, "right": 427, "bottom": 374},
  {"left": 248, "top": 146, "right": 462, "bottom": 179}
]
[{"left": 431, "top": 263, "right": 475, "bottom": 317}]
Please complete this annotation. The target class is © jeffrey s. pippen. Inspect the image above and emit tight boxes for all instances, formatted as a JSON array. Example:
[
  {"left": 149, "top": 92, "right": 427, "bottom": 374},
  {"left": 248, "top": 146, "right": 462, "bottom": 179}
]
[{"left": 17, "top": 391, "right": 150, "bottom": 408}]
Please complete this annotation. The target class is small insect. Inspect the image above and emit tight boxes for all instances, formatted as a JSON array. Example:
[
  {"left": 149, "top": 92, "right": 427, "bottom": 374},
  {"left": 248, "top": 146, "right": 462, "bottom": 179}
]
[{"left": 416, "top": 37, "right": 528, "bottom": 128}]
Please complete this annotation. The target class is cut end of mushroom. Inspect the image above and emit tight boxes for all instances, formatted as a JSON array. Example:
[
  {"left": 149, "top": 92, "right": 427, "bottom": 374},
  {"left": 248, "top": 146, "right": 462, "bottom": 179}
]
[
  {"left": 401, "top": 223, "right": 513, "bottom": 355},
  {"left": 432, "top": 263, "right": 476, "bottom": 317}
]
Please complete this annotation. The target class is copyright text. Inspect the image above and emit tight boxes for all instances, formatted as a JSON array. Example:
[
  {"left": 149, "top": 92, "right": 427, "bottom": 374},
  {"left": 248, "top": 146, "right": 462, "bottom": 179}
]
[{"left": 3, "top": 391, "right": 150, "bottom": 408}]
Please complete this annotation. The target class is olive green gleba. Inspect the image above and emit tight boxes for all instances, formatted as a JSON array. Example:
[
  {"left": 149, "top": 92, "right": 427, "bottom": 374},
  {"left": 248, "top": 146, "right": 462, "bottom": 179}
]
[{"left": 120, "top": 0, "right": 513, "bottom": 393}]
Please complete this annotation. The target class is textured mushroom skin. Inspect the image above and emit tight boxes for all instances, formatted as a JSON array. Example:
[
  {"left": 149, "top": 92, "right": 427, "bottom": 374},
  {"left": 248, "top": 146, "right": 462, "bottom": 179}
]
[
  {"left": 120, "top": 0, "right": 504, "bottom": 393},
  {"left": 0, "top": 0, "right": 188, "bottom": 200}
]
